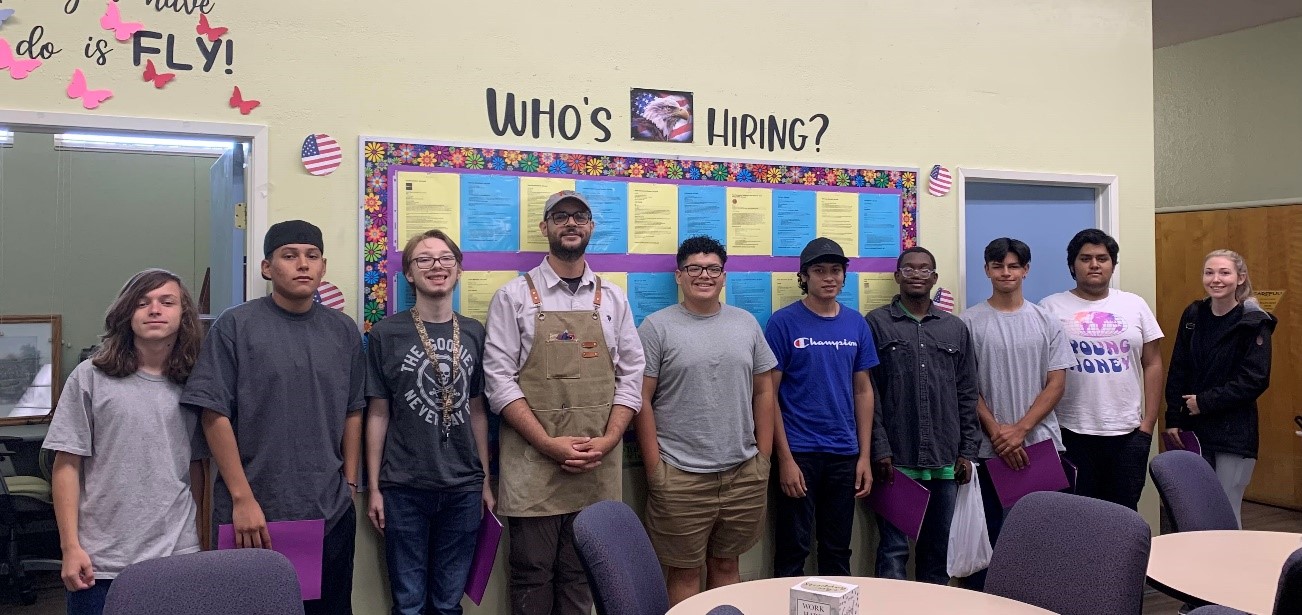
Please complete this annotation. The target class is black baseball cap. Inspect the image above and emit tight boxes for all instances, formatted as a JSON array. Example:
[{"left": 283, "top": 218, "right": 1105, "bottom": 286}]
[
  {"left": 800, "top": 237, "right": 849, "bottom": 268},
  {"left": 263, "top": 219, "right": 323, "bottom": 258}
]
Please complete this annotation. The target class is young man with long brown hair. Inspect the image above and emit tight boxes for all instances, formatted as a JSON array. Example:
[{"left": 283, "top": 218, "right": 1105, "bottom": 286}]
[{"left": 44, "top": 269, "right": 206, "bottom": 615}]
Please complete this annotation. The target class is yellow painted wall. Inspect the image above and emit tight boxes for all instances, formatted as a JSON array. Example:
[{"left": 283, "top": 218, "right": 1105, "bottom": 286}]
[
  {"left": 1155, "top": 17, "right": 1302, "bottom": 209},
  {"left": 1, "top": 1, "right": 1155, "bottom": 612}
]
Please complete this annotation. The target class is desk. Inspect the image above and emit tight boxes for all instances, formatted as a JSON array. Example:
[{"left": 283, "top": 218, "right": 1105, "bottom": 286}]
[
  {"left": 1148, "top": 530, "right": 1302, "bottom": 614},
  {"left": 666, "top": 576, "right": 1054, "bottom": 614}
]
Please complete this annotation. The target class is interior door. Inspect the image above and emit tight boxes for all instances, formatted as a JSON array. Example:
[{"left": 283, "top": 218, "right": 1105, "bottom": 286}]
[
  {"left": 208, "top": 145, "right": 247, "bottom": 315},
  {"left": 963, "top": 182, "right": 1098, "bottom": 307},
  {"left": 1156, "top": 204, "right": 1302, "bottom": 509}
]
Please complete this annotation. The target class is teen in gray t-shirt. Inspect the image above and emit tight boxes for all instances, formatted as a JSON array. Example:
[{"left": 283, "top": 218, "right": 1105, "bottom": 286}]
[
  {"left": 960, "top": 301, "right": 1075, "bottom": 458},
  {"left": 44, "top": 361, "right": 203, "bottom": 578},
  {"left": 639, "top": 303, "right": 777, "bottom": 472}
]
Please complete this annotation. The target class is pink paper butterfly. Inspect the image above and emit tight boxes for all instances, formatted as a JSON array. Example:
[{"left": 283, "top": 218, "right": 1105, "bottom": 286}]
[
  {"left": 0, "top": 37, "right": 41, "bottom": 80},
  {"left": 67, "top": 69, "right": 113, "bottom": 109},
  {"left": 100, "top": 2, "right": 144, "bottom": 42}
]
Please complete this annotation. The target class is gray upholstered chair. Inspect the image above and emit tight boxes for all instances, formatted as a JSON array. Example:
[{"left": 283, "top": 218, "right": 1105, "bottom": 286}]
[
  {"left": 984, "top": 491, "right": 1151, "bottom": 615},
  {"left": 1150, "top": 450, "right": 1240, "bottom": 531},
  {"left": 573, "top": 500, "right": 669, "bottom": 615},
  {"left": 705, "top": 606, "right": 744, "bottom": 615},
  {"left": 102, "top": 549, "right": 303, "bottom": 615}
]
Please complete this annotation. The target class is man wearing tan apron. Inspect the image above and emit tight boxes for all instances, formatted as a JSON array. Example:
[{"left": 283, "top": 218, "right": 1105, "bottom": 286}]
[{"left": 483, "top": 190, "right": 645, "bottom": 615}]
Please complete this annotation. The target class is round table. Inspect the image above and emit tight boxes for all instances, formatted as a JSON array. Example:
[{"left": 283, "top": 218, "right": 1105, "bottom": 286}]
[
  {"left": 665, "top": 576, "right": 1054, "bottom": 614},
  {"left": 1147, "top": 530, "right": 1302, "bottom": 613}
]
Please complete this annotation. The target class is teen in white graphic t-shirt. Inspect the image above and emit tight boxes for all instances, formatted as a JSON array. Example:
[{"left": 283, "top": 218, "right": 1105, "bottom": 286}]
[{"left": 1040, "top": 229, "right": 1163, "bottom": 512}]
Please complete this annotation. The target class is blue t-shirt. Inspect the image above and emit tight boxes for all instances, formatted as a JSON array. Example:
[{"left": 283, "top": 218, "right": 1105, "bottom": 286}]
[{"left": 765, "top": 300, "right": 879, "bottom": 455}]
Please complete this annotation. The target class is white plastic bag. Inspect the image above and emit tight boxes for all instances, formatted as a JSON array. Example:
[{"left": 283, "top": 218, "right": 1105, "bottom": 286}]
[{"left": 947, "top": 460, "right": 992, "bottom": 578}]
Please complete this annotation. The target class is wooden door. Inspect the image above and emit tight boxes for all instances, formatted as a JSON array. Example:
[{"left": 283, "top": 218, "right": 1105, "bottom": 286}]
[{"left": 1156, "top": 205, "right": 1302, "bottom": 509}]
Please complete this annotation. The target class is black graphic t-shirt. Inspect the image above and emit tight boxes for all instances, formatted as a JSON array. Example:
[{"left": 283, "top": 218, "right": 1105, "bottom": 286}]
[{"left": 366, "top": 310, "right": 486, "bottom": 492}]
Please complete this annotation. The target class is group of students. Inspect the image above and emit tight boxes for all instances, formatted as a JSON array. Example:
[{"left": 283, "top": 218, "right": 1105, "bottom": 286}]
[{"left": 40, "top": 190, "right": 1274, "bottom": 615}]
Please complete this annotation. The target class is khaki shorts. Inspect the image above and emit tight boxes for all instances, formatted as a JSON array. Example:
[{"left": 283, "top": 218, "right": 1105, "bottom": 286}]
[{"left": 643, "top": 454, "right": 770, "bottom": 568}]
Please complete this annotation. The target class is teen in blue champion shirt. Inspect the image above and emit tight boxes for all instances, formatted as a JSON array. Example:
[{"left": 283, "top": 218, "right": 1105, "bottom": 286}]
[{"left": 765, "top": 237, "right": 878, "bottom": 577}]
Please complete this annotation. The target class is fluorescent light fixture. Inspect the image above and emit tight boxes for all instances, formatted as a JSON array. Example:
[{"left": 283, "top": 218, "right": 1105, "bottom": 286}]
[
  {"left": 54, "top": 132, "right": 235, "bottom": 156},
  {"left": 0, "top": 129, "right": 13, "bottom": 146}
]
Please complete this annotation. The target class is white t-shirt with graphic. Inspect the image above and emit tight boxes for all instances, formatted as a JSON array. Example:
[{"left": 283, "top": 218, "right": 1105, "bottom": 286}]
[{"left": 1040, "top": 289, "right": 1163, "bottom": 436}]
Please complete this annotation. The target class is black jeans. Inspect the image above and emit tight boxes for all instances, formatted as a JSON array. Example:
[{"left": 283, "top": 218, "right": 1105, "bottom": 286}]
[
  {"left": 305, "top": 502, "right": 357, "bottom": 615},
  {"left": 773, "top": 452, "right": 858, "bottom": 577},
  {"left": 1061, "top": 428, "right": 1151, "bottom": 511}
]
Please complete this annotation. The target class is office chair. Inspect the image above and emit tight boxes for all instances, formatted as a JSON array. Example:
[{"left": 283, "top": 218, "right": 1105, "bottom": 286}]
[
  {"left": 573, "top": 500, "right": 670, "bottom": 615},
  {"left": 985, "top": 491, "right": 1151, "bottom": 615},
  {"left": 103, "top": 549, "right": 304, "bottom": 615},
  {"left": 1150, "top": 450, "right": 1239, "bottom": 532},
  {"left": 0, "top": 437, "right": 60, "bottom": 605}
]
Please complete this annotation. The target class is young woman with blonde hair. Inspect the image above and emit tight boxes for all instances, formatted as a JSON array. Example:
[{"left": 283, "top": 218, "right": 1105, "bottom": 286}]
[{"left": 1164, "top": 249, "right": 1276, "bottom": 526}]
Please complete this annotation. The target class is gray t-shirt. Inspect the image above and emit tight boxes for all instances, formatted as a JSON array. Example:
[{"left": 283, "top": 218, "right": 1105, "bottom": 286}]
[
  {"left": 43, "top": 361, "right": 202, "bottom": 579},
  {"left": 366, "top": 310, "right": 486, "bottom": 492},
  {"left": 960, "top": 301, "right": 1075, "bottom": 458},
  {"left": 180, "top": 297, "right": 366, "bottom": 533},
  {"left": 639, "top": 303, "right": 777, "bottom": 472}
]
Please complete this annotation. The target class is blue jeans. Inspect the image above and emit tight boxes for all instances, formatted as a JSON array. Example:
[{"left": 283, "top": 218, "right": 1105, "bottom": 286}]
[
  {"left": 875, "top": 478, "right": 957, "bottom": 584},
  {"left": 66, "top": 579, "right": 112, "bottom": 615},
  {"left": 382, "top": 486, "right": 482, "bottom": 615},
  {"left": 773, "top": 453, "right": 857, "bottom": 577}
]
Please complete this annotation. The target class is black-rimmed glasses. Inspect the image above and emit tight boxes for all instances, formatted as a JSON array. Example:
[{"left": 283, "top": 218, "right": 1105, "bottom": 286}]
[
  {"left": 548, "top": 211, "right": 592, "bottom": 225},
  {"left": 413, "top": 255, "right": 458, "bottom": 270},
  {"left": 680, "top": 265, "right": 724, "bottom": 278}
]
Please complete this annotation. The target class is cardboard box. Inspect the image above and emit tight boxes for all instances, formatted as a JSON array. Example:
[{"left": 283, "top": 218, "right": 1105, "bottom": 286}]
[{"left": 790, "top": 577, "right": 859, "bottom": 615}]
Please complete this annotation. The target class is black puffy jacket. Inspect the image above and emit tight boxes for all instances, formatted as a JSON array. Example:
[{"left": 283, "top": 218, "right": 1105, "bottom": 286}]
[{"left": 1164, "top": 298, "right": 1276, "bottom": 458}]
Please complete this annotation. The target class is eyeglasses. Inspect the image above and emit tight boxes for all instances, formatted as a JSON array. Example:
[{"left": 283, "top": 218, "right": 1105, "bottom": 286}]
[
  {"left": 548, "top": 210, "right": 592, "bottom": 225},
  {"left": 412, "top": 255, "right": 458, "bottom": 270},
  {"left": 899, "top": 266, "right": 935, "bottom": 278},
  {"left": 680, "top": 265, "right": 724, "bottom": 278}
]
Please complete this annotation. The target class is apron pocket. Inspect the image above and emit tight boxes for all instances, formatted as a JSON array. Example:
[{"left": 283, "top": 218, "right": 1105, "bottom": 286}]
[
  {"left": 543, "top": 339, "right": 582, "bottom": 379},
  {"left": 521, "top": 404, "right": 612, "bottom": 463}
]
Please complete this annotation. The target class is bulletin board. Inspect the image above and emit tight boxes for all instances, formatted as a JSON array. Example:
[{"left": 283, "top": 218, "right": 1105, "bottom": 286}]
[{"left": 359, "top": 139, "right": 918, "bottom": 332}]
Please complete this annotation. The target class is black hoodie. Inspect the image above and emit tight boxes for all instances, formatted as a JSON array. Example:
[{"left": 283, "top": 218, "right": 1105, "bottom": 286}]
[{"left": 1164, "top": 297, "right": 1276, "bottom": 458}]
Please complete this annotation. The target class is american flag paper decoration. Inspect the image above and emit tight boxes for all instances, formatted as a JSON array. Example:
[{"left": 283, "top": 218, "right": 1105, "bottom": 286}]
[
  {"left": 933, "top": 287, "right": 955, "bottom": 313},
  {"left": 301, "top": 133, "right": 341, "bottom": 176},
  {"left": 927, "top": 165, "right": 952, "bottom": 197},
  {"left": 314, "top": 281, "right": 345, "bottom": 310}
]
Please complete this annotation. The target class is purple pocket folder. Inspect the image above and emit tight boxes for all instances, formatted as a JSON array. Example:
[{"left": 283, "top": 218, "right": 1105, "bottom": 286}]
[
  {"left": 1162, "top": 431, "right": 1202, "bottom": 456},
  {"left": 866, "top": 467, "right": 931, "bottom": 541},
  {"left": 465, "top": 508, "right": 504, "bottom": 605},
  {"left": 217, "top": 519, "right": 324, "bottom": 600},
  {"left": 987, "top": 439, "right": 1070, "bottom": 509}
]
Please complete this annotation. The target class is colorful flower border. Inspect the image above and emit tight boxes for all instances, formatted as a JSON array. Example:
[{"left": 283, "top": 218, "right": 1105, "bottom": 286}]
[{"left": 361, "top": 141, "right": 919, "bottom": 331}]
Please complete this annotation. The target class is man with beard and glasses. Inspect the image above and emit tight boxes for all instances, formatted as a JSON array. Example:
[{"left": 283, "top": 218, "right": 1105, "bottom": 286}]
[
  {"left": 865, "top": 246, "right": 978, "bottom": 585},
  {"left": 483, "top": 191, "right": 645, "bottom": 615},
  {"left": 364, "top": 230, "right": 492, "bottom": 615}
]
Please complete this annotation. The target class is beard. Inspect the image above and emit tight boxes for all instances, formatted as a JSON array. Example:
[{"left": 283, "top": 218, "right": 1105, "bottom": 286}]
[{"left": 548, "top": 232, "right": 590, "bottom": 262}]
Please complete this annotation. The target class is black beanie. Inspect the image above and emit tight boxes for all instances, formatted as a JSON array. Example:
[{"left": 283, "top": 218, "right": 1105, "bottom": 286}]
[{"left": 263, "top": 220, "right": 324, "bottom": 258}]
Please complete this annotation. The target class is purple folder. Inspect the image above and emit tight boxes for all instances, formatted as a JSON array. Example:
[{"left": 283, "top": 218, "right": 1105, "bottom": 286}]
[
  {"left": 866, "top": 467, "right": 931, "bottom": 541},
  {"left": 464, "top": 508, "right": 504, "bottom": 605},
  {"left": 1162, "top": 431, "right": 1202, "bottom": 456},
  {"left": 217, "top": 519, "right": 324, "bottom": 600},
  {"left": 987, "top": 439, "right": 1070, "bottom": 509}
]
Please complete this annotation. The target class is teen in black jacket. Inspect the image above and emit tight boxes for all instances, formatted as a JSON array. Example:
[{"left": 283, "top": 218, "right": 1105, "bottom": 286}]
[{"left": 1164, "top": 250, "right": 1275, "bottom": 526}]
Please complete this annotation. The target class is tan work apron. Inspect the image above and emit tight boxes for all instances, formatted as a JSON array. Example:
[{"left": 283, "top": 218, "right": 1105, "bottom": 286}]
[{"left": 497, "top": 273, "right": 621, "bottom": 517}]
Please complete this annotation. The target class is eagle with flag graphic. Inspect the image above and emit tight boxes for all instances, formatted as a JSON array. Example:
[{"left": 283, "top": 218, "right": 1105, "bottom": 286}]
[{"left": 631, "top": 90, "right": 693, "bottom": 142}]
